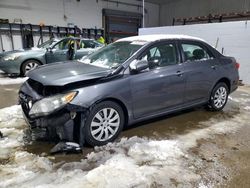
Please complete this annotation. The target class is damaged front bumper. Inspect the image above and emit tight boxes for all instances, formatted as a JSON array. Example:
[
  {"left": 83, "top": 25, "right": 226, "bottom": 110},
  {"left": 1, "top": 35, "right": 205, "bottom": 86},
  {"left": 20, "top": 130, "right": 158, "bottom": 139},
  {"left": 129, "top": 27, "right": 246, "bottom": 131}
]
[
  {"left": 21, "top": 106, "right": 75, "bottom": 141},
  {"left": 19, "top": 87, "right": 86, "bottom": 146}
]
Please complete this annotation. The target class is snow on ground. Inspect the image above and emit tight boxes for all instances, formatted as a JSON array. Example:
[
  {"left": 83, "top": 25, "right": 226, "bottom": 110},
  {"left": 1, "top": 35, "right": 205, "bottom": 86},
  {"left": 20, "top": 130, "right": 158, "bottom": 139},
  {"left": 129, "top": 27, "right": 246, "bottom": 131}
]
[
  {"left": 228, "top": 96, "right": 250, "bottom": 103},
  {"left": 0, "top": 96, "right": 249, "bottom": 188},
  {"left": 0, "top": 77, "right": 27, "bottom": 85},
  {"left": 0, "top": 105, "right": 26, "bottom": 160},
  {"left": 243, "top": 106, "right": 250, "bottom": 111}
]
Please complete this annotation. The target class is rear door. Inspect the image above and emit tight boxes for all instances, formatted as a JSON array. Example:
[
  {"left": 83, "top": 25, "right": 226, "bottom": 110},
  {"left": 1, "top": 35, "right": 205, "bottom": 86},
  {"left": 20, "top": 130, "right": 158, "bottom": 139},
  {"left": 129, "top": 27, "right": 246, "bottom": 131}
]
[
  {"left": 179, "top": 40, "right": 218, "bottom": 104},
  {"left": 130, "top": 41, "right": 187, "bottom": 118}
]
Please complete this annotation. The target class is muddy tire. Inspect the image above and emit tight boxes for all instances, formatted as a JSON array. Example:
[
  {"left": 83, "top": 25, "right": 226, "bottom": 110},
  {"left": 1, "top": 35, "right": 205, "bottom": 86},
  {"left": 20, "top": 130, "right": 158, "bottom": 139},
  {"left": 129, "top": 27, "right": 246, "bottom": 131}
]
[
  {"left": 207, "top": 82, "right": 229, "bottom": 111},
  {"left": 21, "top": 60, "right": 40, "bottom": 76},
  {"left": 84, "top": 101, "right": 124, "bottom": 146}
]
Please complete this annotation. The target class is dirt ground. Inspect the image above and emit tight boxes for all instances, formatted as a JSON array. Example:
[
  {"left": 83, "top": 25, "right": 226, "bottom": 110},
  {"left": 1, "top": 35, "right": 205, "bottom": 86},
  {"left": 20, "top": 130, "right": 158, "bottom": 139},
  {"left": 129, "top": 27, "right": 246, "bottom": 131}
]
[
  {"left": 0, "top": 79, "right": 250, "bottom": 188},
  {"left": 192, "top": 86, "right": 250, "bottom": 188},
  {"left": 0, "top": 84, "right": 20, "bottom": 108},
  {"left": 196, "top": 126, "right": 250, "bottom": 188}
]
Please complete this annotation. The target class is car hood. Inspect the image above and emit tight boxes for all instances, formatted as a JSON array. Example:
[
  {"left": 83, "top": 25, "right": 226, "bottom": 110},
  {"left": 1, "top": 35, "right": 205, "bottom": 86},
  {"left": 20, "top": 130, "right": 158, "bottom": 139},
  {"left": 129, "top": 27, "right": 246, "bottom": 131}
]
[{"left": 27, "top": 61, "right": 112, "bottom": 86}]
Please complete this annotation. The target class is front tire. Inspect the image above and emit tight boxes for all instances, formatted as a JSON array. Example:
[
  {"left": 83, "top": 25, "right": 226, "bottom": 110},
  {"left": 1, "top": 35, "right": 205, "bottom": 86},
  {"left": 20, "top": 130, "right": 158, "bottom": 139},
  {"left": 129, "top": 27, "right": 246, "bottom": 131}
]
[
  {"left": 207, "top": 82, "right": 229, "bottom": 111},
  {"left": 21, "top": 60, "right": 40, "bottom": 76},
  {"left": 84, "top": 101, "right": 125, "bottom": 146}
]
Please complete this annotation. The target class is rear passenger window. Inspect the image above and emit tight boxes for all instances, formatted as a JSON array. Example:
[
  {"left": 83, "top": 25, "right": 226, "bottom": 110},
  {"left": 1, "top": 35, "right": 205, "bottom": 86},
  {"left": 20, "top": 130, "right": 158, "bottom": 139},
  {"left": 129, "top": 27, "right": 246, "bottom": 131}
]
[
  {"left": 141, "top": 43, "right": 178, "bottom": 69},
  {"left": 182, "top": 43, "right": 213, "bottom": 61}
]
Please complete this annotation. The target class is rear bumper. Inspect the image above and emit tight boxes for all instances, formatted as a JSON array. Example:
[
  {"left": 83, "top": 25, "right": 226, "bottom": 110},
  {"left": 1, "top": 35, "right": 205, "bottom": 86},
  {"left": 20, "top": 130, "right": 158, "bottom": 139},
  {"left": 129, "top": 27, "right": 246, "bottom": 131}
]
[{"left": 230, "top": 76, "right": 239, "bottom": 93}]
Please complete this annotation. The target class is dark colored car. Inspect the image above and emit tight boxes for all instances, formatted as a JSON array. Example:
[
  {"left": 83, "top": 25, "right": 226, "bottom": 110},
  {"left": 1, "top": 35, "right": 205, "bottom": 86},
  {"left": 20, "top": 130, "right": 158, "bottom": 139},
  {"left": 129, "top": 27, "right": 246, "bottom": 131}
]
[
  {"left": 19, "top": 35, "right": 239, "bottom": 146},
  {"left": 0, "top": 37, "right": 103, "bottom": 76}
]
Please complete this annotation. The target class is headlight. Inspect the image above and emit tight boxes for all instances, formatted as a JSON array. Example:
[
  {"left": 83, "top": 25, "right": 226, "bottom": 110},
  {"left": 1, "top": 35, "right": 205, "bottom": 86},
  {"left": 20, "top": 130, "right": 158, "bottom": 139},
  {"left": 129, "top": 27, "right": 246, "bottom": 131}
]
[
  {"left": 29, "top": 92, "right": 77, "bottom": 118},
  {"left": 3, "top": 54, "right": 21, "bottom": 61}
]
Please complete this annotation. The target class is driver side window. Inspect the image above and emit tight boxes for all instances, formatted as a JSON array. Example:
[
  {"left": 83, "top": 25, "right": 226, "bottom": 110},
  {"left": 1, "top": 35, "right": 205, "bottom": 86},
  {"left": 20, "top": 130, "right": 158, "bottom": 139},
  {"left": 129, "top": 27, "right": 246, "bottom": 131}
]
[
  {"left": 53, "top": 39, "right": 72, "bottom": 50},
  {"left": 141, "top": 43, "right": 178, "bottom": 69}
]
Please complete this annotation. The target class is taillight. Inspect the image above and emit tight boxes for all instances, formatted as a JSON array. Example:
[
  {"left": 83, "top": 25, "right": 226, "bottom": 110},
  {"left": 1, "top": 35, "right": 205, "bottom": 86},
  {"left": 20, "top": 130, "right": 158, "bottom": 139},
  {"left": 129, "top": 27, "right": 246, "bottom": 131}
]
[{"left": 235, "top": 62, "right": 240, "bottom": 69}]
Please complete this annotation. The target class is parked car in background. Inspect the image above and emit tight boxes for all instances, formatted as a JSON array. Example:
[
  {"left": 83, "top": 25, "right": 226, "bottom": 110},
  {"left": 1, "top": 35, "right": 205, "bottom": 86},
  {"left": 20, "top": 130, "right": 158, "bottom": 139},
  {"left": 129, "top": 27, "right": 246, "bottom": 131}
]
[
  {"left": 19, "top": 34, "right": 239, "bottom": 147},
  {"left": 0, "top": 37, "right": 103, "bottom": 76}
]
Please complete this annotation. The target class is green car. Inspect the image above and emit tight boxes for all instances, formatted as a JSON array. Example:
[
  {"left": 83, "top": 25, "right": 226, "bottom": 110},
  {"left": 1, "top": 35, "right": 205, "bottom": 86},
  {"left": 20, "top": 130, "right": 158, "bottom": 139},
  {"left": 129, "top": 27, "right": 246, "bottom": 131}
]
[{"left": 0, "top": 37, "right": 103, "bottom": 76}]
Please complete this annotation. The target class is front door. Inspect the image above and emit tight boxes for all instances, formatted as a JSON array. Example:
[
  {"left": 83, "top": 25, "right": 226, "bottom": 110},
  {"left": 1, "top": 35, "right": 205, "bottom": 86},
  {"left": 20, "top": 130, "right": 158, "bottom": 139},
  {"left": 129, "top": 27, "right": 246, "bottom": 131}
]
[
  {"left": 45, "top": 38, "right": 72, "bottom": 63},
  {"left": 130, "top": 42, "right": 186, "bottom": 119}
]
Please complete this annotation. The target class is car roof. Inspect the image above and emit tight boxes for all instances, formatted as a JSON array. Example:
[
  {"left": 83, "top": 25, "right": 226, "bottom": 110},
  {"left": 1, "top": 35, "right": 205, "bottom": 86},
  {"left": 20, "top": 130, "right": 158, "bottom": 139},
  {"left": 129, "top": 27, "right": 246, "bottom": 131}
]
[{"left": 117, "top": 34, "right": 205, "bottom": 43}]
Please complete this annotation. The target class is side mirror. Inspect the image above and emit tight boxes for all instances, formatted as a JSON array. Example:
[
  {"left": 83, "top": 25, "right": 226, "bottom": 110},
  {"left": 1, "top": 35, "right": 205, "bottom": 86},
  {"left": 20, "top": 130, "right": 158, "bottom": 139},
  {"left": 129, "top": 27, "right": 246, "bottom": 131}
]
[
  {"left": 148, "top": 56, "right": 161, "bottom": 68},
  {"left": 46, "top": 47, "right": 53, "bottom": 53},
  {"left": 129, "top": 59, "right": 149, "bottom": 73}
]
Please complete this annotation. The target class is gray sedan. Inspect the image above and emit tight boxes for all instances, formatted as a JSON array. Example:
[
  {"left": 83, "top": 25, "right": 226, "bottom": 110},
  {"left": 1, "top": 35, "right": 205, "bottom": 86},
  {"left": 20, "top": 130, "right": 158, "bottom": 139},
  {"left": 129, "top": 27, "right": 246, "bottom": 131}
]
[
  {"left": 19, "top": 34, "right": 239, "bottom": 146},
  {"left": 0, "top": 37, "right": 103, "bottom": 76}
]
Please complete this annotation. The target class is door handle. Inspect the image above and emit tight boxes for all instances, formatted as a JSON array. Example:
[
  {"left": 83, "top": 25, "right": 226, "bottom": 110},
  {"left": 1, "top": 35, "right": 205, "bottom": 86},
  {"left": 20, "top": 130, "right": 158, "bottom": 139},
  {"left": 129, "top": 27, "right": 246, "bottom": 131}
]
[
  {"left": 175, "top": 71, "right": 183, "bottom": 77},
  {"left": 211, "top": 65, "right": 217, "bottom": 70}
]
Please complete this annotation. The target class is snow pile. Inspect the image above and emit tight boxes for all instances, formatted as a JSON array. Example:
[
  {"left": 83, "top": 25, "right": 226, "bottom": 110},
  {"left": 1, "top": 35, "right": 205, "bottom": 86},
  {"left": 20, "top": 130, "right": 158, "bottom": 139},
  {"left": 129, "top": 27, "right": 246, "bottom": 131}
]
[
  {"left": 0, "top": 152, "right": 53, "bottom": 187},
  {"left": 0, "top": 93, "right": 250, "bottom": 188},
  {"left": 243, "top": 106, "right": 250, "bottom": 111},
  {"left": 1, "top": 137, "right": 196, "bottom": 188},
  {"left": 0, "top": 77, "right": 27, "bottom": 85},
  {"left": 0, "top": 105, "right": 26, "bottom": 160}
]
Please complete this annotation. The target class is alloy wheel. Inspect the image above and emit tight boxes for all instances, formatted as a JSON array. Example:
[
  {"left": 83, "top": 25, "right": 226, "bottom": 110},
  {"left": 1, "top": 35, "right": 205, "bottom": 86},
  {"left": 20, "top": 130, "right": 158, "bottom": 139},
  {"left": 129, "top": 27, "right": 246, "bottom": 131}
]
[
  {"left": 25, "top": 62, "right": 39, "bottom": 73},
  {"left": 213, "top": 86, "right": 227, "bottom": 108},
  {"left": 90, "top": 108, "right": 120, "bottom": 142}
]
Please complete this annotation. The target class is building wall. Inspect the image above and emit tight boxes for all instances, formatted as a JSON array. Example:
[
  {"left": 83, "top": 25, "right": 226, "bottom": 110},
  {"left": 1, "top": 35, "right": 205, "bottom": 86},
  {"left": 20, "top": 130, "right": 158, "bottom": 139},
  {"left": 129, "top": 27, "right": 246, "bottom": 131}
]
[
  {"left": 0, "top": 0, "right": 159, "bottom": 51},
  {"left": 160, "top": 0, "right": 250, "bottom": 26},
  {"left": 0, "top": 0, "right": 159, "bottom": 28},
  {"left": 139, "top": 20, "right": 250, "bottom": 84}
]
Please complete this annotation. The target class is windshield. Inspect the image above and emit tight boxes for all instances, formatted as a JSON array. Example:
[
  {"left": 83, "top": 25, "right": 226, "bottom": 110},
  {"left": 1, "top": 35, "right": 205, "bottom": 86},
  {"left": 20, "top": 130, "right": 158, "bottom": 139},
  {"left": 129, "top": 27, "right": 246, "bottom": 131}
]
[
  {"left": 80, "top": 41, "right": 145, "bottom": 69},
  {"left": 37, "top": 38, "right": 59, "bottom": 48}
]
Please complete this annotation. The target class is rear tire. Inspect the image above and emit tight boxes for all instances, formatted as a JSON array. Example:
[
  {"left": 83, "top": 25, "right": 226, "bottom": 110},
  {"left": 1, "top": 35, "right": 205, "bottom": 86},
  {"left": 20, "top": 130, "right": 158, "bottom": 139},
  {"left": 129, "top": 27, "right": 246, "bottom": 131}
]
[
  {"left": 84, "top": 101, "right": 124, "bottom": 146},
  {"left": 207, "top": 82, "right": 229, "bottom": 111},
  {"left": 21, "top": 60, "right": 40, "bottom": 76}
]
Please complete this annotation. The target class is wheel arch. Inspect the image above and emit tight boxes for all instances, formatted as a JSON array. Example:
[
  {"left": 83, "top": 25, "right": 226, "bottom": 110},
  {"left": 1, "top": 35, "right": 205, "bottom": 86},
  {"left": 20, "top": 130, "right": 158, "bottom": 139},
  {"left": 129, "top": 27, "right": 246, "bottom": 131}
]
[
  {"left": 214, "top": 77, "right": 231, "bottom": 92},
  {"left": 20, "top": 59, "right": 43, "bottom": 75},
  {"left": 207, "top": 77, "right": 231, "bottom": 102},
  {"left": 207, "top": 78, "right": 230, "bottom": 111}
]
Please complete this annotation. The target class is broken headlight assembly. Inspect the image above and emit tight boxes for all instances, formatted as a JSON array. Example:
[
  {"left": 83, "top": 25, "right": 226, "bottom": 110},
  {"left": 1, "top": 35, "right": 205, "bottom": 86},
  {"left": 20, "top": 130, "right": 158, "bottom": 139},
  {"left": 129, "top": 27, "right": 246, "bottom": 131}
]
[{"left": 29, "top": 91, "right": 77, "bottom": 118}]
